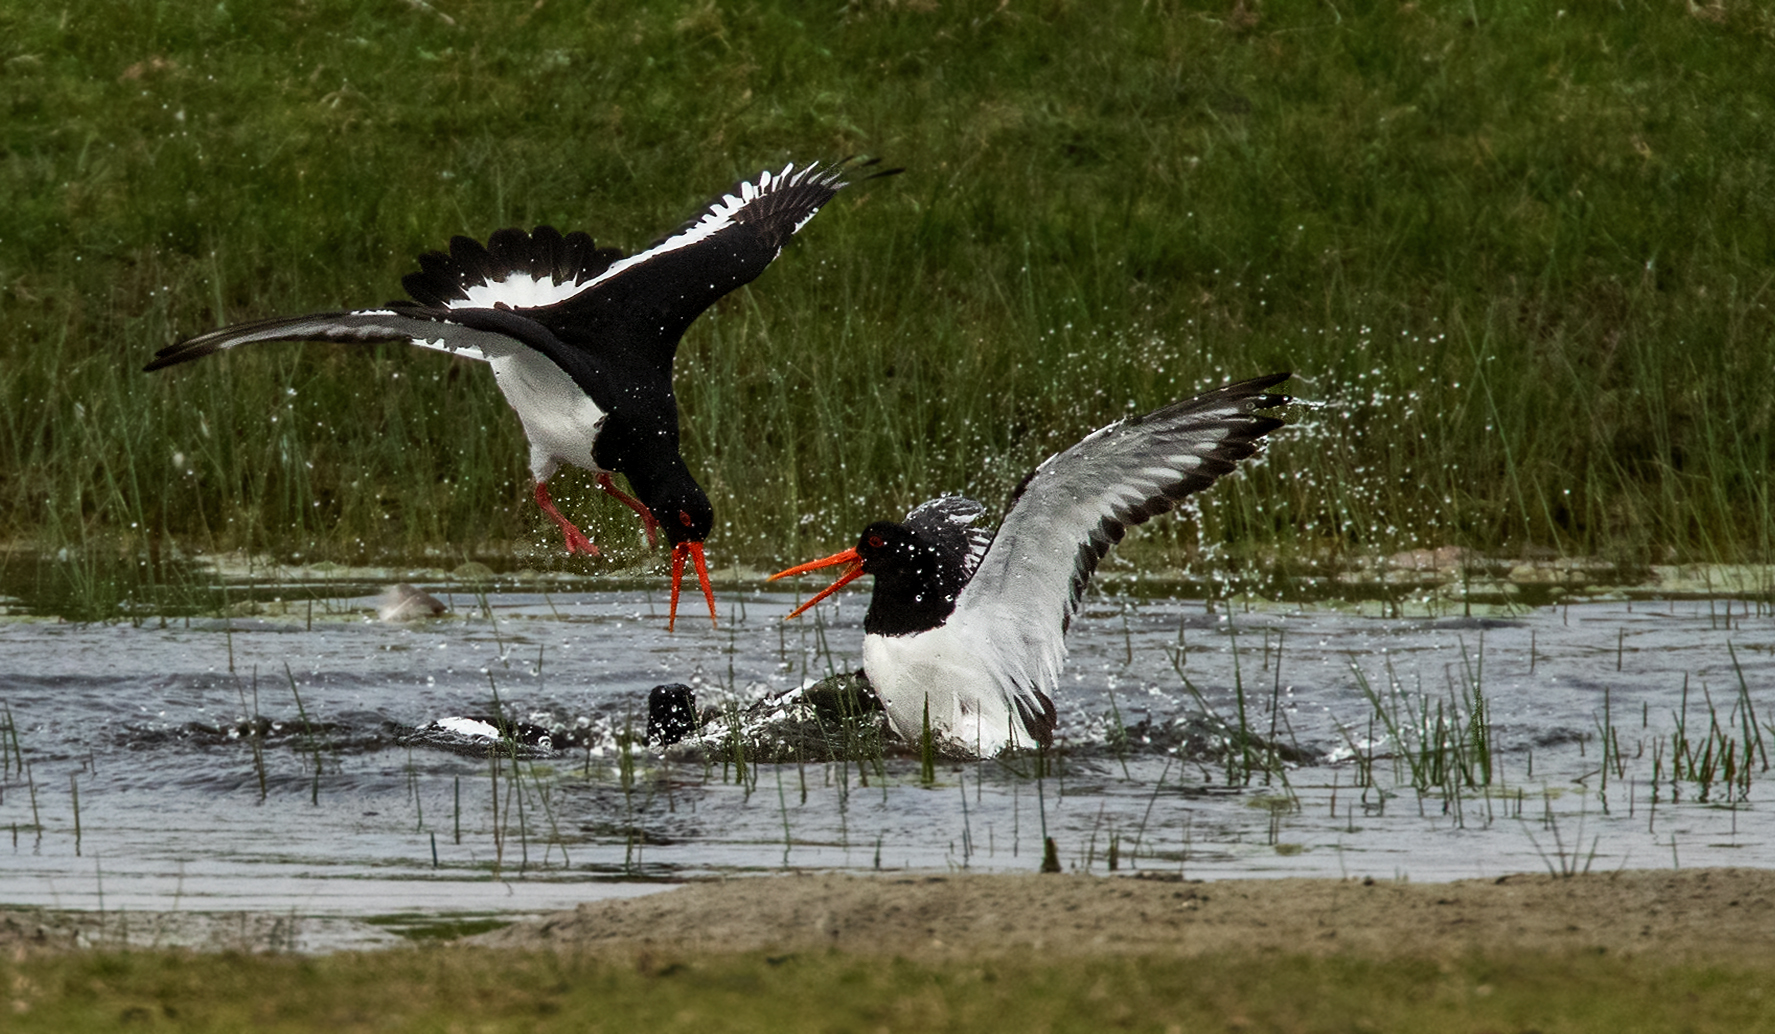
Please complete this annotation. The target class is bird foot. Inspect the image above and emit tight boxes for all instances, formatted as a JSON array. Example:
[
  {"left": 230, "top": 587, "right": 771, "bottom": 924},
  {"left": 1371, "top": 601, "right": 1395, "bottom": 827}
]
[
  {"left": 559, "top": 524, "right": 600, "bottom": 557},
  {"left": 535, "top": 483, "right": 600, "bottom": 557}
]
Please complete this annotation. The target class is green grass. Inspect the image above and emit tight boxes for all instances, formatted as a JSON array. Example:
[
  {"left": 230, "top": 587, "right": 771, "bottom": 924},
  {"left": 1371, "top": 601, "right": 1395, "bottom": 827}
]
[
  {"left": 6, "top": 945, "right": 1775, "bottom": 1033},
  {"left": 2, "top": 0, "right": 1772, "bottom": 577}
]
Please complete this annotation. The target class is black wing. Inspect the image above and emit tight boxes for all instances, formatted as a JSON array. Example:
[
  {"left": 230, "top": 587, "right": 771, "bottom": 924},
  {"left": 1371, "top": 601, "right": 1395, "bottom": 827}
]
[
  {"left": 399, "top": 225, "right": 626, "bottom": 312},
  {"left": 147, "top": 161, "right": 892, "bottom": 375},
  {"left": 143, "top": 308, "right": 516, "bottom": 371},
  {"left": 527, "top": 159, "right": 882, "bottom": 367},
  {"left": 145, "top": 223, "right": 619, "bottom": 372},
  {"left": 903, "top": 495, "right": 994, "bottom": 583}
]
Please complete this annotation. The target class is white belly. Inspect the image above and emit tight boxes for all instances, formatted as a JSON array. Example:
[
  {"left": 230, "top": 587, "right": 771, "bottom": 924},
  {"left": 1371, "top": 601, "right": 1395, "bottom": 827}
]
[
  {"left": 485, "top": 350, "right": 607, "bottom": 481},
  {"left": 864, "top": 627, "right": 1022, "bottom": 756}
]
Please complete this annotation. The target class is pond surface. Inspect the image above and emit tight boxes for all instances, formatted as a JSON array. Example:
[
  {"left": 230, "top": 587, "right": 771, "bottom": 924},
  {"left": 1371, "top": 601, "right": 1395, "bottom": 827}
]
[{"left": 2, "top": 580, "right": 1772, "bottom": 948}]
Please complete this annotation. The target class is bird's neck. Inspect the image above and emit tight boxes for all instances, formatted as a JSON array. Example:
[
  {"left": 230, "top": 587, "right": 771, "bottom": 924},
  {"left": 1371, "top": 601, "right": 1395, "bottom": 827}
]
[
  {"left": 622, "top": 454, "right": 705, "bottom": 520},
  {"left": 862, "top": 562, "right": 969, "bottom": 638}
]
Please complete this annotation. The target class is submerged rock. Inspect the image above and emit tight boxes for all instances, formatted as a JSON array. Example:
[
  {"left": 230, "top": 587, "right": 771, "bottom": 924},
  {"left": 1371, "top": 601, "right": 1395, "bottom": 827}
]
[
  {"left": 657, "top": 670, "right": 897, "bottom": 764},
  {"left": 645, "top": 684, "right": 697, "bottom": 746},
  {"left": 376, "top": 583, "right": 447, "bottom": 622}
]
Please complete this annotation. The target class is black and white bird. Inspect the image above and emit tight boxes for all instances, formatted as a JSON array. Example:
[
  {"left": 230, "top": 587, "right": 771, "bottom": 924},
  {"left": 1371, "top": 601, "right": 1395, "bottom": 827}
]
[
  {"left": 770, "top": 373, "right": 1289, "bottom": 756},
  {"left": 147, "top": 159, "right": 892, "bottom": 629}
]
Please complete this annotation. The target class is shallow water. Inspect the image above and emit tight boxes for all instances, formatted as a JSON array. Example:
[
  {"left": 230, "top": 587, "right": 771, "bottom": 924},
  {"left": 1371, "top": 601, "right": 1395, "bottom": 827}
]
[{"left": 2, "top": 583, "right": 1772, "bottom": 948}]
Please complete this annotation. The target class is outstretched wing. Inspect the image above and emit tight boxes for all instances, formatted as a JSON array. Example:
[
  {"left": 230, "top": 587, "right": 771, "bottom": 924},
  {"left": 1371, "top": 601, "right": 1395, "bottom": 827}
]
[
  {"left": 529, "top": 159, "right": 889, "bottom": 365},
  {"left": 948, "top": 373, "right": 1290, "bottom": 741},
  {"left": 148, "top": 160, "right": 892, "bottom": 374},
  {"left": 903, "top": 495, "right": 994, "bottom": 582},
  {"left": 399, "top": 161, "right": 876, "bottom": 329},
  {"left": 142, "top": 308, "right": 523, "bottom": 371}
]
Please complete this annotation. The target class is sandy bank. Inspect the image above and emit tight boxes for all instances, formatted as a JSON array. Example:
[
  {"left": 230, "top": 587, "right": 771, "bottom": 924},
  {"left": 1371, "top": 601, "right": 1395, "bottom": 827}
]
[{"left": 469, "top": 867, "right": 1775, "bottom": 962}]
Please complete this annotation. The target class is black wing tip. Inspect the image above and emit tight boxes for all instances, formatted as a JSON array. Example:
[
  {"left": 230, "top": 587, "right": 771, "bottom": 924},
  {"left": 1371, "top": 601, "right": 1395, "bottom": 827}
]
[
  {"left": 1210, "top": 369, "right": 1293, "bottom": 406},
  {"left": 735, "top": 154, "right": 901, "bottom": 203},
  {"left": 829, "top": 155, "right": 905, "bottom": 183},
  {"left": 1240, "top": 370, "right": 1292, "bottom": 409},
  {"left": 1013, "top": 690, "right": 1058, "bottom": 749},
  {"left": 634, "top": 156, "right": 902, "bottom": 253},
  {"left": 1008, "top": 371, "right": 1291, "bottom": 507},
  {"left": 144, "top": 334, "right": 226, "bottom": 372},
  {"left": 1133, "top": 371, "right": 1293, "bottom": 426},
  {"left": 142, "top": 350, "right": 191, "bottom": 373}
]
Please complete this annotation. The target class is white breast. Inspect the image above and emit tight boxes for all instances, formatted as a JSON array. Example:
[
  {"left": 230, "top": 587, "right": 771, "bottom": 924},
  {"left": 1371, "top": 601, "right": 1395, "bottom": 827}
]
[
  {"left": 864, "top": 626, "right": 1023, "bottom": 756},
  {"left": 485, "top": 350, "right": 608, "bottom": 481}
]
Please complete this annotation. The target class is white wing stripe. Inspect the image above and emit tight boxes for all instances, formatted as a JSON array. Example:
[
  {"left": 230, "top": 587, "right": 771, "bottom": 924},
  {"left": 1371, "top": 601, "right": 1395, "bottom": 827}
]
[
  {"left": 430, "top": 161, "right": 833, "bottom": 313},
  {"left": 452, "top": 275, "right": 587, "bottom": 312},
  {"left": 576, "top": 161, "right": 834, "bottom": 294}
]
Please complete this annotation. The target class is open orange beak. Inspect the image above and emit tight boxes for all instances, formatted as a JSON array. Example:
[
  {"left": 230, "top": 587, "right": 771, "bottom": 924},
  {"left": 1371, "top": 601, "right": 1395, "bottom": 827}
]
[
  {"left": 668, "top": 541, "right": 717, "bottom": 632},
  {"left": 768, "top": 547, "right": 866, "bottom": 620}
]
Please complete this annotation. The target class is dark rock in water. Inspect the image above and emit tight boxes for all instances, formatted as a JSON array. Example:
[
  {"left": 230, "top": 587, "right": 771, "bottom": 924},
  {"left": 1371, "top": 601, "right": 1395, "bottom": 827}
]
[
  {"left": 801, "top": 670, "right": 883, "bottom": 724},
  {"left": 662, "top": 669, "right": 899, "bottom": 764},
  {"left": 646, "top": 684, "right": 697, "bottom": 746}
]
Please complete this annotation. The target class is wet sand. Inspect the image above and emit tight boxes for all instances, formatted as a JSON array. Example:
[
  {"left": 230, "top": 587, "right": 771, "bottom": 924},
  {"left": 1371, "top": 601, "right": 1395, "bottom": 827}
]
[
  {"left": 6, "top": 868, "right": 1772, "bottom": 960},
  {"left": 469, "top": 867, "right": 1775, "bottom": 962}
]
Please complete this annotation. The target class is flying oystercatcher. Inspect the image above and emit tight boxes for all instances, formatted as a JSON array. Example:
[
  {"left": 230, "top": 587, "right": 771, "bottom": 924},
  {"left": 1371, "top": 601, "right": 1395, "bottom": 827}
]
[
  {"left": 770, "top": 373, "right": 1289, "bottom": 756},
  {"left": 147, "top": 159, "right": 892, "bottom": 629}
]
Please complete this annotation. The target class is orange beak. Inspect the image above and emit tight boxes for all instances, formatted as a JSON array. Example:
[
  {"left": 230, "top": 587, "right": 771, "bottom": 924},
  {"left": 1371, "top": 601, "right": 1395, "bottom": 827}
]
[
  {"left": 768, "top": 547, "right": 866, "bottom": 620},
  {"left": 668, "top": 541, "right": 717, "bottom": 631}
]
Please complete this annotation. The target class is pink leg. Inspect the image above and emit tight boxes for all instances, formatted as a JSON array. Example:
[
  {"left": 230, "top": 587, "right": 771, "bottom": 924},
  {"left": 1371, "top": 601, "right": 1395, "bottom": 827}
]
[
  {"left": 535, "top": 482, "right": 599, "bottom": 556},
  {"left": 596, "top": 473, "right": 660, "bottom": 549}
]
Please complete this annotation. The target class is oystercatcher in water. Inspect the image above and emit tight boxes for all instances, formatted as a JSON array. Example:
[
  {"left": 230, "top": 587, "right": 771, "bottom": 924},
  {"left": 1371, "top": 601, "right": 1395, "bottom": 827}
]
[
  {"left": 147, "top": 159, "right": 892, "bottom": 629},
  {"left": 770, "top": 373, "right": 1289, "bottom": 755}
]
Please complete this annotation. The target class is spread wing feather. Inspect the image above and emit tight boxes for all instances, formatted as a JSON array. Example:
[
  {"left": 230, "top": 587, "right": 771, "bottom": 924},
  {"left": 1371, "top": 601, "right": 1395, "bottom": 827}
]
[
  {"left": 151, "top": 159, "right": 892, "bottom": 372},
  {"left": 947, "top": 373, "right": 1290, "bottom": 744},
  {"left": 402, "top": 226, "right": 623, "bottom": 311},
  {"left": 518, "top": 159, "right": 876, "bottom": 363},
  {"left": 903, "top": 495, "right": 994, "bottom": 581},
  {"left": 142, "top": 309, "right": 518, "bottom": 370}
]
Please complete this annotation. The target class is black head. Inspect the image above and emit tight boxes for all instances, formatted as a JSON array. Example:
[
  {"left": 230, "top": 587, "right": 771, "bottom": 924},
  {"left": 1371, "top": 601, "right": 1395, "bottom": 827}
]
[
  {"left": 771, "top": 519, "right": 976, "bottom": 637},
  {"left": 851, "top": 520, "right": 973, "bottom": 637},
  {"left": 651, "top": 487, "right": 714, "bottom": 548},
  {"left": 629, "top": 469, "right": 717, "bottom": 631}
]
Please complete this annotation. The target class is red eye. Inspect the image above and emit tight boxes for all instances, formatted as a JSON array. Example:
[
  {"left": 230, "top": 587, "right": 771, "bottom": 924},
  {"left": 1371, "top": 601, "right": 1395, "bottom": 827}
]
[
  {"left": 868, "top": 534, "right": 886, "bottom": 549},
  {"left": 678, "top": 510, "right": 694, "bottom": 527}
]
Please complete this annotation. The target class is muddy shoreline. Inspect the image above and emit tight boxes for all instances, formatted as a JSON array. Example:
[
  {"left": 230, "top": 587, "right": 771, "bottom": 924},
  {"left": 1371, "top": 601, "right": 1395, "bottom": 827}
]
[
  {"left": 468, "top": 868, "right": 1775, "bottom": 962},
  {"left": 7, "top": 868, "right": 1773, "bottom": 961}
]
